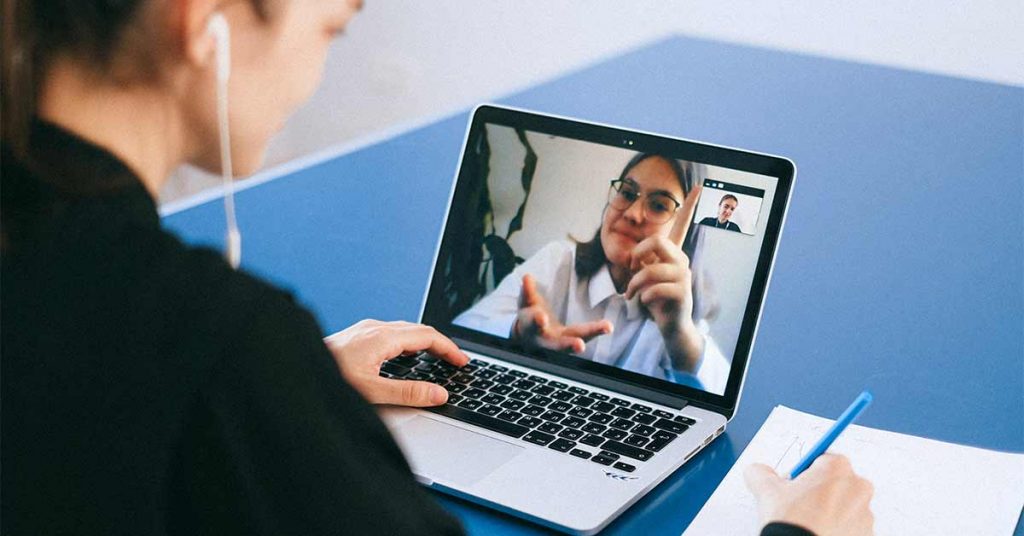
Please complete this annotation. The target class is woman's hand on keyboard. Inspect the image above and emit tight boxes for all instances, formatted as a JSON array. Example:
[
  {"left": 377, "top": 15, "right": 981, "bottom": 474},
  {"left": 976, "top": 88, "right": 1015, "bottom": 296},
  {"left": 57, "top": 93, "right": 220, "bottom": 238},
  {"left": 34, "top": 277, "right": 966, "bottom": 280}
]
[{"left": 325, "top": 320, "right": 469, "bottom": 407}]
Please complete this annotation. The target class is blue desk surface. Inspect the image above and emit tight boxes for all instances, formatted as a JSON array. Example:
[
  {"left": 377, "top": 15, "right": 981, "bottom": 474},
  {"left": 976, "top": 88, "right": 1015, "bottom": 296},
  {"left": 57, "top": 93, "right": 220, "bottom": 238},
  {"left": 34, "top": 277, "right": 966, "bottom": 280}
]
[{"left": 165, "top": 36, "right": 1024, "bottom": 534}]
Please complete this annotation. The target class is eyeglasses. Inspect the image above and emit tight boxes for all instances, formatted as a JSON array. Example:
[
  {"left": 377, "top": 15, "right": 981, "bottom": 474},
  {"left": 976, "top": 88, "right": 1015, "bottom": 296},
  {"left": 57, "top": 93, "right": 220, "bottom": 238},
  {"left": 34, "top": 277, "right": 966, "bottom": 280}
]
[{"left": 607, "top": 179, "right": 681, "bottom": 224}]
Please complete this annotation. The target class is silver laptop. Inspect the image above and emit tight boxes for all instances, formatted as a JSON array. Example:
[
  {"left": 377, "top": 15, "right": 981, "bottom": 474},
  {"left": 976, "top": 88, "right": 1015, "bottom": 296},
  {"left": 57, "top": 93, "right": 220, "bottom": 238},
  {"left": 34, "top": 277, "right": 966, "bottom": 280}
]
[{"left": 379, "top": 105, "right": 795, "bottom": 534}]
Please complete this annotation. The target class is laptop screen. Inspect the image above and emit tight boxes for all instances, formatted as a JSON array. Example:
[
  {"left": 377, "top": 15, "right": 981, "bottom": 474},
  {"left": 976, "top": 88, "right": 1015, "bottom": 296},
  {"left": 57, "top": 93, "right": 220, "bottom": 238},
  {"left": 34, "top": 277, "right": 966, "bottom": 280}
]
[{"left": 423, "top": 106, "right": 792, "bottom": 409}]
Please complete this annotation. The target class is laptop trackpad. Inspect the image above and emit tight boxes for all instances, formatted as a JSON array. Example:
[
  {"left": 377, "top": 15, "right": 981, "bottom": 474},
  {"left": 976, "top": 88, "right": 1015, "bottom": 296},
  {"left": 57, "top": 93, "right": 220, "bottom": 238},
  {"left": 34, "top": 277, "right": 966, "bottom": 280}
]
[{"left": 395, "top": 416, "right": 524, "bottom": 487}]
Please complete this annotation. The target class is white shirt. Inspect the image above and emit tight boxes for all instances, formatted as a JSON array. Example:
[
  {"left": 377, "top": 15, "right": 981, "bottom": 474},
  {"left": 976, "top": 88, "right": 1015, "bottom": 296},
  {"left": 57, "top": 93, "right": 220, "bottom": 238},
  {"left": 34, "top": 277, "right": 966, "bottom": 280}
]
[{"left": 453, "top": 240, "right": 730, "bottom": 394}]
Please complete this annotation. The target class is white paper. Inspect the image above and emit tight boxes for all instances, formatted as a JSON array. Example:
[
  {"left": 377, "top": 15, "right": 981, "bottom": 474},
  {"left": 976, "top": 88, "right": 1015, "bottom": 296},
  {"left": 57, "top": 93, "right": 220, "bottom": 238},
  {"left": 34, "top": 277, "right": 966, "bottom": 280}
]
[{"left": 684, "top": 406, "right": 1024, "bottom": 535}]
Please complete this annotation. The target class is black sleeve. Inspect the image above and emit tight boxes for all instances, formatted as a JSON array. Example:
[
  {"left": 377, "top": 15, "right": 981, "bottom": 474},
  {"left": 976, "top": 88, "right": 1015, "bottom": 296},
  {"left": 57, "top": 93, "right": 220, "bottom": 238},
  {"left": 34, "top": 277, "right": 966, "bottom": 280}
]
[
  {"left": 760, "top": 522, "right": 816, "bottom": 536},
  {"left": 167, "top": 292, "right": 463, "bottom": 536}
]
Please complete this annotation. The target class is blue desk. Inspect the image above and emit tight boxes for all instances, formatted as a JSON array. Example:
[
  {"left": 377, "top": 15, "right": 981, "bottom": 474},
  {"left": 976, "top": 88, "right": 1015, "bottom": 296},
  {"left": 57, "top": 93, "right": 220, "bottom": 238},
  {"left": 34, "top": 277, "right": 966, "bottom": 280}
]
[{"left": 164, "top": 36, "right": 1024, "bottom": 534}]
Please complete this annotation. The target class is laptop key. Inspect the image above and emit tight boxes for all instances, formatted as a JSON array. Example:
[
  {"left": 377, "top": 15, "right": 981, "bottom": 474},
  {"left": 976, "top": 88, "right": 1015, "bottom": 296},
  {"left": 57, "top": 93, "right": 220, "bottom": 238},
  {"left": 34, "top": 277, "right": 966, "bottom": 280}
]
[
  {"left": 509, "top": 389, "right": 533, "bottom": 402},
  {"left": 610, "top": 397, "right": 631, "bottom": 407},
  {"left": 591, "top": 401, "right": 616, "bottom": 413},
  {"left": 527, "top": 375, "right": 547, "bottom": 384},
  {"left": 549, "top": 438, "right": 576, "bottom": 453},
  {"left": 591, "top": 454, "right": 616, "bottom": 466},
  {"left": 551, "top": 391, "right": 575, "bottom": 402},
  {"left": 645, "top": 438, "right": 670, "bottom": 452},
  {"left": 538, "top": 422, "right": 563, "bottom": 434},
  {"left": 521, "top": 405, "right": 545, "bottom": 416},
  {"left": 624, "top": 435, "right": 650, "bottom": 447},
  {"left": 568, "top": 386, "right": 589, "bottom": 395},
  {"left": 500, "top": 399, "right": 525, "bottom": 410},
  {"left": 589, "top": 413, "right": 613, "bottom": 424},
  {"left": 469, "top": 358, "right": 489, "bottom": 367},
  {"left": 447, "top": 394, "right": 463, "bottom": 405},
  {"left": 580, "top": 434, "right": 605, "bottom": 447},
  {"left": 602, "top": 429, "right": 628, "bottom": 441},
  {"left": 613, "top": 462, "right": 636, "bottom": 473},
  {"left": 407, "top": 372, "right": 430, "bottom": 381},
  {"left": 653, "top": 419, "right": 689, "bottom": 434},
  {"left": 569, "top": 449, "right": 592, "bottom": 459},
  {"left": 489, "top": 384, "right": 514, "bottom": 395},
  {"left": 480, "top": 394, "right": 504, "bottom": 405},
  {"left": 673, "top": 415, "right": 697, "bottom": 426},
  {"left": 632, "top": 424, "right": 657, "bottom": 437},
  {"left": 446, "top": 383, "right": 467, "bottom": 394},
  {"left": 471, "top": 379, "right": 495, "bottom": 390},
  {"left": 530, "top": 384, "right": 555, "bottom": 396},
  {"left": 610, "top": 418, "right": 634, "bottom": 430},
  {"left": 458, "top": 364, "right": 479, "bottom": 373},
  {"left": 571, "top": 396, "right": 595, "bottom": 408},
  {"left": 489, "top": 364, "right": 508, "bottom": 372},
  {"left": 378, "top": 371, "right": 392, "bottom": 378},
  {"left": 653, "top": 430, "right": 678, "bottom": 442},
  {"left": 540, "top": 411, "right": 565, "bottom": 423},
  {"left": 494, "top": 374, "right": 517, "bottom": 385},
  {"left": 611, "top": 407, "right": 636, "bottom": 419},
  {"left": 427, "top": 404, "right": 528, "bottom": 438},
  {"left": 550, "top": 401, "right": 573, "bottom": 413},
  {"left": 509, "top": 370, "right": 528, "bottom": 378},
  {"left": 523, "top": 430, "right": 555, "bottom": 446},
  {"left": 631, "top": 413, "right": 657, "bottom": 425},
  {"left": 590, "top": 392, "right": 610, "bottom": 401},
  {"left": 390, "top": 355, "right": 419, "bottom": 368},
  {"left": 561, "top": 416, "right": 585, "bottom": 429},
  {"left": 528, "top": 395, "right": 553, "bottom": 407},
  {"left": 547, "top": 381, "right": 568, "bottom": 390},
  {"left": 653, "top": 410, "right": 673, "bottom": 419},
  {"left": 583, "top": 423, "right": 607, "bottom": 434},
  {"left": 475, "top": 369, "right": 497, "bottom": 380},
  {"left": 600, "top": 440, "right": 653, "bottom": 461},
  {"left": 458, "top": 399, "right": 483, "bottom": 411},
  {"left": 479, "top": 404, "right": 502, "bottom": 417},
  {"left": 518, "top": 416, "right": 542, "bottom": 428},
  {"left": 452, "top": 373, "right": 475, "bottom": 384},
  {"left": 558, "top": 429, "right": 584, "bottom": 441},
  {"left": 462, "top": 388, "right": 487, "bottom": 399},
  {"left": 630, "top": 403, "right": 652, "bottom": 413},
  {"left": 512, "top": 379, "right": 536, "bottom": 390},
  {"left": 568, "top": 407, "right": 593, "bottom": 419},
  {"left": 497, "top": 410, "right": 523, "bottom": 423},
  {"left": 381, "top": 362, "right": 410, "bottom": 377}
]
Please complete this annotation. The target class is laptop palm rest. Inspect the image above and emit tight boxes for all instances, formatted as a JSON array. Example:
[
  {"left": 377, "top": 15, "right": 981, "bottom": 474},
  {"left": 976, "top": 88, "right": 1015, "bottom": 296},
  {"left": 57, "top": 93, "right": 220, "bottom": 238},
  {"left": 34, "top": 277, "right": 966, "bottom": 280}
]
[{"left": 394, "top": 416, "right": 524, "bottom": 487}]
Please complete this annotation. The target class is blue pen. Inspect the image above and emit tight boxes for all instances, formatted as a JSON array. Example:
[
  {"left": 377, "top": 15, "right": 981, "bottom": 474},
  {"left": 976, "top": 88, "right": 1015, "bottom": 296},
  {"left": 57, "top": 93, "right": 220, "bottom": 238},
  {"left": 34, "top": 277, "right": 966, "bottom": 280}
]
[{"left": 789, "top": 390, "right": 873, "bottom": 479}]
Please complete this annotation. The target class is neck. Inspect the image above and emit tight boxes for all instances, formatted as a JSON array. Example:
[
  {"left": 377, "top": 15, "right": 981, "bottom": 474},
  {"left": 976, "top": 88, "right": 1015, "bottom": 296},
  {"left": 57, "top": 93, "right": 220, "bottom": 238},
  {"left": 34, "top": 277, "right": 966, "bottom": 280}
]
[
  {"left": 609, "top": 263, "right": 630, "bottom": 293},
  {"left": 37, "top": 59, "right": 188, "bottom": 198},
  {"left": 718, "top": 217, "right": 728, "bottom": 224}
]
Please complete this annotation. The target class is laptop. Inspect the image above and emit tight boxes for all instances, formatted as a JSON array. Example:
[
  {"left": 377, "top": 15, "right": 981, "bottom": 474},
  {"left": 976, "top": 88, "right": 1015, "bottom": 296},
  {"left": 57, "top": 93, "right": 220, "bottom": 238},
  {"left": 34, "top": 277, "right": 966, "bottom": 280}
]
[{"left": 378, "top": 104, "right": 795, "bottom": 534}]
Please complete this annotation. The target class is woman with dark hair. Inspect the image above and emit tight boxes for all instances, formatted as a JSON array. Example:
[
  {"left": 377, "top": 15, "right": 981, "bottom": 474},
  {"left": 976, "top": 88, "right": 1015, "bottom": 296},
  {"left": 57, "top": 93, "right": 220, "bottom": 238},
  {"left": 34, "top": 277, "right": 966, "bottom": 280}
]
[
  {"left": 455, "top": 152, "right": 732, "bottom": 392},
  {"left": 2, "top": 2, "right": 873, "bottom": 535}
]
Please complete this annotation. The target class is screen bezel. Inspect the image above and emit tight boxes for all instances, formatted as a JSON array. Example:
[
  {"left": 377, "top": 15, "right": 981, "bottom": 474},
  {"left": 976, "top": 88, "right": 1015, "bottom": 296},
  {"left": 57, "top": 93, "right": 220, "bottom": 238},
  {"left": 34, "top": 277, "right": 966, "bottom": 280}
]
[{"left": 420, "top": 104, "right": 794, "bottom": 419}]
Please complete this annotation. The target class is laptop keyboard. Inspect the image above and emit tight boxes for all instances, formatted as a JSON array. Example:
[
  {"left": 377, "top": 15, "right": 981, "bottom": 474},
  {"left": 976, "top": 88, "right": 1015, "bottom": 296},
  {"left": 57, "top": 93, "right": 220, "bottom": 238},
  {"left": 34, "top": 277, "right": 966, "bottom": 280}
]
[{"left": 379, "top": 353, "right": 697, "bottom": 472}]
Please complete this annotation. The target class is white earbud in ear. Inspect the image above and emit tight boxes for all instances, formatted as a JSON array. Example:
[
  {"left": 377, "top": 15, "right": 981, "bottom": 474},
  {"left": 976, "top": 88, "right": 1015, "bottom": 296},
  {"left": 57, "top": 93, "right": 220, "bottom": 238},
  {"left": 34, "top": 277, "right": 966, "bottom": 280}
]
[
  {"left": 206, "top": 13, "right": 231, "bottom": 84},
  {"left": 207, "top": 13, "right": 241, "bottom": 269}
]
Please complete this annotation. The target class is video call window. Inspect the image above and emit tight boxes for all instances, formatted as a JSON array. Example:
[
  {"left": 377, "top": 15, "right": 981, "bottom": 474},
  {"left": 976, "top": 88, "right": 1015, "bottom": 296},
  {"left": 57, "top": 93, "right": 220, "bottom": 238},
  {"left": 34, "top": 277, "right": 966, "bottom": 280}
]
[
  {"left": 693, "top": 179, "right": 765, "bottom": 236},
  {"left": 438, "top": 124, "right": 778, "bottom": 396}
]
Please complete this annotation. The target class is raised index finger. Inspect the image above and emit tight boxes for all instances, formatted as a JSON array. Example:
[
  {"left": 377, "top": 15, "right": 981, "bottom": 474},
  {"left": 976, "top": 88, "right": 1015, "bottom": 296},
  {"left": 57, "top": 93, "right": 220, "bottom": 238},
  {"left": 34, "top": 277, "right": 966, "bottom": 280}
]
[{"left": 668, "top": 178, "right": 703, "bottom": 247}]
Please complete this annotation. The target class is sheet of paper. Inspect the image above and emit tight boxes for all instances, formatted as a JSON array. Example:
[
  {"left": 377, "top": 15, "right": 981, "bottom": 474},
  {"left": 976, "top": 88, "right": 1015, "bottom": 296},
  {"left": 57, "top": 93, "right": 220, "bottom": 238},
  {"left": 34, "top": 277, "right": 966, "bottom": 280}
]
[{"left": 684, "top": 405, "right": 1024, "bottom": 535}]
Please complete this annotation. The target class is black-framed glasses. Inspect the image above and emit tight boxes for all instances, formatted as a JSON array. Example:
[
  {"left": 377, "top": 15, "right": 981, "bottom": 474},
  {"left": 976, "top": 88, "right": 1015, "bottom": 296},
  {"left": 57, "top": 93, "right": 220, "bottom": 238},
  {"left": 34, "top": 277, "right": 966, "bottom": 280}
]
[{"left": 607, "top": 179, "right": 681, "bottom": 224}]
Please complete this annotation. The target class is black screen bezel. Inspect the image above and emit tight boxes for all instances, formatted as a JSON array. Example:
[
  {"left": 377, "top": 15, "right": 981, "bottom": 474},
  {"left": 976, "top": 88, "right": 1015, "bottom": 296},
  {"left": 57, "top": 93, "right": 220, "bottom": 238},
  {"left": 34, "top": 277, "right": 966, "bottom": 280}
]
[{"left": 421, "top": 105, "right": 794, "bottom": 418}]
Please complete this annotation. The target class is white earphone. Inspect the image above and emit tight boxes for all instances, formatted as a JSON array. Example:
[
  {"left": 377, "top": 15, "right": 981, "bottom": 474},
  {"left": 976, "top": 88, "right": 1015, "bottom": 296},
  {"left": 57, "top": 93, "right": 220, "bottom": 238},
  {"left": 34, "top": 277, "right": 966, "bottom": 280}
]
[{"left": 207, "top": 13, "right": 241, "bottom": 269}]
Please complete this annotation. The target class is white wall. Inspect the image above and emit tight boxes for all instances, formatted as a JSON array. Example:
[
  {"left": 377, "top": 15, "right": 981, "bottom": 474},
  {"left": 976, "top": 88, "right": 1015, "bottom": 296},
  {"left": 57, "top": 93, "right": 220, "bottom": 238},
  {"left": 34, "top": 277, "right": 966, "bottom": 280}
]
[{"left": 160, "top": 1, "right": 1023, "bottom": 204}]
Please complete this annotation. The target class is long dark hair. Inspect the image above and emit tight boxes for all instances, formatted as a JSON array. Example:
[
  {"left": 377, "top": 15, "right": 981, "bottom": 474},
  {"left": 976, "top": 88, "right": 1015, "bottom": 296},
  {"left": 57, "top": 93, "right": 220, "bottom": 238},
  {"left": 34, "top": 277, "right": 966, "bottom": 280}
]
[
  {"left": 0, "top": 0, "right": 268, "bottom": 162},
  {"left": 574, "top": 152, "right": 698, "bottom": 278}
]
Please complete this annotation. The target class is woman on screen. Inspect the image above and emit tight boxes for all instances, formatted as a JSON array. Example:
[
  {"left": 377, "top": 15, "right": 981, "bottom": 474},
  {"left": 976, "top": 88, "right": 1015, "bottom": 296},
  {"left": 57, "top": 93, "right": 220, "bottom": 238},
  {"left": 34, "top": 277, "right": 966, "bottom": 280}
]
[{"left": 455, "top": 153, "right": 730, "bottom": 393}]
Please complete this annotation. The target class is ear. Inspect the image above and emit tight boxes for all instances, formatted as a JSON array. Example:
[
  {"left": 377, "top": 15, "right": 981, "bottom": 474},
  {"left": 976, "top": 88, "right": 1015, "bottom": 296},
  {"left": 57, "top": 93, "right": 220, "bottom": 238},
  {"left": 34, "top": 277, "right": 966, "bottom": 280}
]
[{"left": 176, "top": 0, "right": 223, "bottom": 70}]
